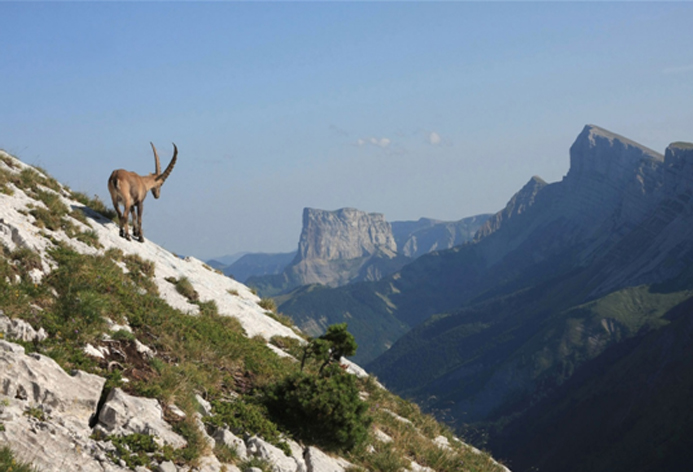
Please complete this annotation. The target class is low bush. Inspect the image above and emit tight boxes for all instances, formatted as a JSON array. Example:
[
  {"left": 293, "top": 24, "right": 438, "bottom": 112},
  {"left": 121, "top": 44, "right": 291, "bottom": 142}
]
[{"left": 263, "top": 365, "right": 371, "bottom": 453}]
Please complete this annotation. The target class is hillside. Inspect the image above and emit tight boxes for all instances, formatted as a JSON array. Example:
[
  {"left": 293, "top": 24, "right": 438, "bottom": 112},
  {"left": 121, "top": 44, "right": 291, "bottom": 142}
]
[{"left": 0, "top": 151, "right": 508, "bottom": 472}]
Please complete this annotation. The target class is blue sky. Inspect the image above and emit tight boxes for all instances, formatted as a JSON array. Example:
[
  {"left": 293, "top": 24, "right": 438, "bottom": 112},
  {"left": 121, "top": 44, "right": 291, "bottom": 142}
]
[{"left": 2, "top": 1, "right": 692, "bottom": 260}]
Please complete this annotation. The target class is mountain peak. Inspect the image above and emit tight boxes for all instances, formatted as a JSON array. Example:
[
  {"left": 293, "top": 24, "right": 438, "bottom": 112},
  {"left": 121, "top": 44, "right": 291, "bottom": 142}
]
[{"left": 567, "top": 124, "right": 664, "bottom": 185}]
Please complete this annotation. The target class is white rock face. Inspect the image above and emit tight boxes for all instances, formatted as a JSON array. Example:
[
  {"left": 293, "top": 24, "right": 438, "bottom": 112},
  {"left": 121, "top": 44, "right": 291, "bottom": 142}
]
[
  {"left": 97, "top": 388, "right": 187, "bottom": 449},
  {"left": 304, "top": 446, "right": 353, "bottom": 472},
  {"left": 0, "top": 340, "right": 129, "bottom": 472},
  {"left": 0, "top": 313, "right": 47, "bottom": 343},
  {"left": 0, "top": 340, "right": 104, "bottom": 428},
  {"left": 213, "top": 428, "right": 249, "bottom": 461},
  {"left": 247, "top": 436, "right": 305, "bottom": 472}
]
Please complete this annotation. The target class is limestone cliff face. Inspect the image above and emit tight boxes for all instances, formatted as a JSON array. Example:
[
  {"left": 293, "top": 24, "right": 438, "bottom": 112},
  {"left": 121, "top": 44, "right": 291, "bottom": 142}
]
[
  {"left": 297, "top": 208, "right": 397, "bottom": 261},
  {"left": 287, "top": 208, "right": 401, "bottom": 288}
]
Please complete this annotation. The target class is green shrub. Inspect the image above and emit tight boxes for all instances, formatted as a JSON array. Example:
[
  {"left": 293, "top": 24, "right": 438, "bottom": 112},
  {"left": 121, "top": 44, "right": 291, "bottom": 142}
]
[
  {"left": 206, "top": 399, "right": 289, "bottom": 455},
  {"left": 264, "top": 366, "right": 371, "bottom": 453},
  {"left": 301, "top": 323, "right": 357, "bottom": 374},
  {"left": 109, "top": 433, "right": 159, "bottom": 468},
  {"left": 166, "top": 276, "right": 199, "bottom": 302}
]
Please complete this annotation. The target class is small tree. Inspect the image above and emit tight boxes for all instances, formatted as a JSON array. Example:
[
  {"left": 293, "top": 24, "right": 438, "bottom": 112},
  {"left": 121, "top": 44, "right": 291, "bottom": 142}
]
[
  {"left": 266, "top": 323, "right": 370, "bottom": 453},
  {"left": 300, "top": 323, "right": 357, "bottom": 374}
]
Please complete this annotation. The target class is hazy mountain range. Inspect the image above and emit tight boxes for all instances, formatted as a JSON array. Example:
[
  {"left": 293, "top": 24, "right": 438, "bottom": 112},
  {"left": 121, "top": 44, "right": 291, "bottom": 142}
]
[
  {"left": 273, "top": 125, "right": 693, "bottom": 471},
  {"left": 209, "top": 209, "right": 490, "bottom": 295}
]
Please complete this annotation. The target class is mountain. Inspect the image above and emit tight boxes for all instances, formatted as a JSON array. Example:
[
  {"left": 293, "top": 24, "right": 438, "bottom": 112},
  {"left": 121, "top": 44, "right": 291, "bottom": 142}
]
[
  {"left": 392, "top": 214, "right": 491, "bottom": 259},
  {"left": 248, "top": 207, "right": 411, "bottom": 297},
  {"left": 0, "top": 150, "right": 507, "bottom": 472},
  {"left": 487, "top": 296, "right": 693, "bottom": 472},
  {"left": 221, "top": 251, "right": 297, "bottom": 282},
  {"left": 206, "top": 252, "right": 248, "bottom": 267},
  {"left": 279, "top": 125, "right": 693, "bottom": 469},
  {"left": 247, "top": 209, "right": 490, "bottom": 298}
]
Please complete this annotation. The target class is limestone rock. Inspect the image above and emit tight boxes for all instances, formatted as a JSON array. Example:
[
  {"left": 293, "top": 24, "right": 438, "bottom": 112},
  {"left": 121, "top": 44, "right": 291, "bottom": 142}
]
[
  {"left": 304, "top": 446, "right": 352, "bottom": 472},
  {"left": 213, "top": 428, "right": 248, "bottom": 461},
  {"left": 246, "top": 436, "right": 305, "bottom": 472},
  {"left": 0, "top": 340, "right": 104, "bottom": 429},
  {"left": 0, "top": 314, "right": 48, "bottom": 343},
  {"left": 0, "top": 340, "right": 128, "bottom": 472},
  {"left": 97, "top": 388, "right": 187, "bottom": 448},
  {"left": 298, "top": 207, "right": 397, "bottom": 261}
]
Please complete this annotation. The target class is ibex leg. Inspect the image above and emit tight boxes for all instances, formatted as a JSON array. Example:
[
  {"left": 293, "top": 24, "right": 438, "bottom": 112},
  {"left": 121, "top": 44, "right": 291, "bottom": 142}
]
[{"left": 134, "top": 203, "right": 144, "bottom": 243}]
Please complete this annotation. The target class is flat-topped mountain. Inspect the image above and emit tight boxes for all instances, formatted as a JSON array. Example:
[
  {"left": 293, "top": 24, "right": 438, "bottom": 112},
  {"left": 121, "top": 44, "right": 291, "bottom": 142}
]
[{"left": 246, "top": 208, "right": 489, "bottom": 297}]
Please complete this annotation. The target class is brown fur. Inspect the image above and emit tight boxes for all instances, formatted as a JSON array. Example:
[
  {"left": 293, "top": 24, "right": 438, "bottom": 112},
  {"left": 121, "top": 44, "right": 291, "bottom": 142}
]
[{"left": 108, "top": 143, "right": 177, "bottom": 242}]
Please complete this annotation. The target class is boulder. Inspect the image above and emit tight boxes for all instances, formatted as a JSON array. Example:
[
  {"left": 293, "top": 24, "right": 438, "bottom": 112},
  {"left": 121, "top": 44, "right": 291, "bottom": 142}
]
[
  {"left": 0, "top": 340, "right": 104, "bottom": 429},
  {"left": 304, "top": 446, "right": 352, "bottom": 472},
  {"left": 97, "top": 388, "right": 187, "bottom": 448},
  {"left": 247, "top": 435, "right": 305, "bottom": 472}
]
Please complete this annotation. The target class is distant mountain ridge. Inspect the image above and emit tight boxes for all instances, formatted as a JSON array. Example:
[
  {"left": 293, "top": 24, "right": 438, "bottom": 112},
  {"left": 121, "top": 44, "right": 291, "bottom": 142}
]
[
  {"left": 278, "top": 125, "right": 693, "bottom": 470},
  {"left": 393, "top": 214, "right": 491, "bottom": 259},
  {"left": 241, "top": 207, "right": 489, "bottom": 296}
]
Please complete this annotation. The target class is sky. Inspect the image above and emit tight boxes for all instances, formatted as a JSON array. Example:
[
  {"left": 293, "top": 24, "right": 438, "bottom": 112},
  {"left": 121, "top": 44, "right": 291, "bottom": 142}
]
[{"left": 2, "top": 1, "right": 693, "bottom": 260}]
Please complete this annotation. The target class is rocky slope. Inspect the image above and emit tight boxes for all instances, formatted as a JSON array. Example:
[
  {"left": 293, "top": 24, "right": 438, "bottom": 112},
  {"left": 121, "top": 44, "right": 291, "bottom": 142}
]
[{"left": 0, "top": 151, "right": 508, "bottom": 472}]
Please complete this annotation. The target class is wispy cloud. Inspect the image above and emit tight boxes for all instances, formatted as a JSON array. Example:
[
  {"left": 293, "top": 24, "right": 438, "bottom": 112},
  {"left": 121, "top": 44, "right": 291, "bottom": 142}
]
[
  {"left": 663, "top": 64, "right": 693, "bottom": 75},
  {"left": 357, "top": 137, "right": 391, "bottom": 149}
]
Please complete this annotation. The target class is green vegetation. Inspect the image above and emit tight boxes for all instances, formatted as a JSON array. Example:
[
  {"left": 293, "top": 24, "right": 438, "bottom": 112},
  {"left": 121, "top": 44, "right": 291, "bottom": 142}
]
[
  {"left": 0, "top": 446, "right": 39, "bottom": 472},
  {"left": 258, "top": 297, "right": 277, "bottom": 312},
  {"left": 264, "top": 324, "right": 368, "bottom": 453},
  {"left": 166, "top": 276, "right": 199, "bottom": 302},
  {"left": 107, "top": 433, "right": 167, "bottom": 469},
  {"left": 23, "top": 406, "right": 47, "bottom": 422},
  {"left": 265, "top": 365, "right": 370, "bottom": 453},
  {"left": 70, "top": 191, "right": 117, "bottom": 221}
]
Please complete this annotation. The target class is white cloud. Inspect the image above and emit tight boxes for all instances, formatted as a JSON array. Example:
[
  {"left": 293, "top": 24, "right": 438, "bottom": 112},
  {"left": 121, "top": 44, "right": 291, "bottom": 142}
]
[
  {"left": 358, "top": 137, "right": 391, "bottom": 149},
  {"left": 428, "top": 131, "right": 442, "bottom": 146}
]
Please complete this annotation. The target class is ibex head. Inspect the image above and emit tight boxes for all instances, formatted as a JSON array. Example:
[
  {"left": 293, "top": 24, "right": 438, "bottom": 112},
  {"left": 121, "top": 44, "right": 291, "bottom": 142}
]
[
  {"left": 150, "top": 142, "right": 178, "bottom": 199},
  {"left": 108, "top": 142, "right": 178, "bottom": 243}
]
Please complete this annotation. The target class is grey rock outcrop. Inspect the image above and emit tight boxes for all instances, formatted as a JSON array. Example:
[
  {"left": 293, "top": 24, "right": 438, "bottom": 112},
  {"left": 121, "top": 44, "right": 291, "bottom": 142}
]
[
  {"left": 287, "top": 208, "right": 402, "bottom": 288},
  {"left": 0, "top": 313, "right": 48, "bottom": 343},
  {"left": 0, "top": 340, "right": 104, "bottom": 429},
  {"left": 297, "top": 207, "right": 397, "bottom": 261},
  {"left": 247, "top": 436, "right": 307, "bottom": 472},
  {"left": 97, "top": 388, "right": 187, "bottom": 449},
  {"left": 304, "top": 446, "right": 352, "bottom": 472},
  {"left": 0, "top": 340, "right": 129, "bottom": 472}
]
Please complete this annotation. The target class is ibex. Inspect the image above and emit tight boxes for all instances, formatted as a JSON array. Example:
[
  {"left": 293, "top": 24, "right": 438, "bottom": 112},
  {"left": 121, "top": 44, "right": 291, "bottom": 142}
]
[{"left": 108, "top": 142, "right": 177, "bottom": 243}]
